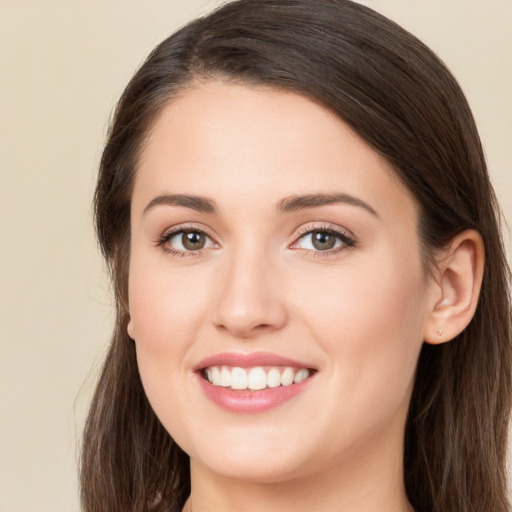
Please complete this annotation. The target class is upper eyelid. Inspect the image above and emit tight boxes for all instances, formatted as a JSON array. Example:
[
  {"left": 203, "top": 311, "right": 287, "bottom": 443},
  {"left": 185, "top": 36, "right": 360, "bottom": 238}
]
[
  {"left": 294, "top": 222, "right": 355, "bottom": 239},
  {"left": 156, "top": 224, "right": 218, "bottom": 253},
  {"left": 161, "top": 223, "right": 217, "bottom": 239},
  {"left": 159, "top": 222, "right": 352, "bottom": 238}
]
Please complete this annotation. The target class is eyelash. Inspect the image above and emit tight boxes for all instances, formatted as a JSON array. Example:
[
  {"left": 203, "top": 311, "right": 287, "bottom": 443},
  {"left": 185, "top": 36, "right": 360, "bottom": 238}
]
[
  {"left": 293, "top": 224, "right": 357, "bottom": 257},
  {"left": 156, "top": 223, "right": 357, "bottom": 258},
  {"left": 156, "top": 224, "right": 215, "bottom": 258}
]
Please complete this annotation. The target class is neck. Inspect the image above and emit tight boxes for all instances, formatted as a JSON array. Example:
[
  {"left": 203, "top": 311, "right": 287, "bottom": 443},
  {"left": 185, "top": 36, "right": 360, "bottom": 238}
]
[{"left": 185, "top": 422, "right": 412, "bottom": 512}]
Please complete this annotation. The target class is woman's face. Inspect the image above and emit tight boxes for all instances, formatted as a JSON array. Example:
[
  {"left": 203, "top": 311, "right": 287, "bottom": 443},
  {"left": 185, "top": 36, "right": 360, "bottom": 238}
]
[{"left": 128, "top": 81, "right": 435, "bottom": 483}]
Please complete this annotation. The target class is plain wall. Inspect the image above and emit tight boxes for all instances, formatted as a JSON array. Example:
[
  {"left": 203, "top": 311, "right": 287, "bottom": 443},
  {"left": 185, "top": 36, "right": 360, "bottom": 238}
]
[{"left": 0, "top": 1, "right": 510, "bottom": 511}]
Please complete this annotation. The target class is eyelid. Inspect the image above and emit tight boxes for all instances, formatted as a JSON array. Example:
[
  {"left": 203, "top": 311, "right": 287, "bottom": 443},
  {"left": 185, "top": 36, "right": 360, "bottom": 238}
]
[
  {"left": 158, "top": 223, "right": 217, "bottom": 240},
  {"left": 290, "top": 223, "right": 357, "bottom": 256},
  {"left": 155, "top": 222, "right": 357, "bottom": 258},
  {"left": 294, "top": 222, "right": 355, "bottom": 239},
  {"left": 156, "top": 223, "right": 219, "bottom": 256}
]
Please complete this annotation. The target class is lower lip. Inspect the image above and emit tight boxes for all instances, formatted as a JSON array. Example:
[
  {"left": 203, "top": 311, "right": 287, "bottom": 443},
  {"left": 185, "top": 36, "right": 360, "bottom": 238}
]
[{"left": 196, "top": 373, "right": 314, "bottom": 413}]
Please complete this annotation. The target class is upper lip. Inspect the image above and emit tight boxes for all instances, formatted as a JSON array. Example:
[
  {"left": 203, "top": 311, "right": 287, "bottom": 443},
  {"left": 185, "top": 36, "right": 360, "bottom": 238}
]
[{"left": 193, "top": 351, "right": 315, "bottom": 372}]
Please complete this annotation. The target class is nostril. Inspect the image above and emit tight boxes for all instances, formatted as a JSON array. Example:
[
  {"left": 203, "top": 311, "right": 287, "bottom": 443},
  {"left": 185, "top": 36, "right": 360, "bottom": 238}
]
[{"left": 214, "top": 321, "right": 278, "bottom": 339}]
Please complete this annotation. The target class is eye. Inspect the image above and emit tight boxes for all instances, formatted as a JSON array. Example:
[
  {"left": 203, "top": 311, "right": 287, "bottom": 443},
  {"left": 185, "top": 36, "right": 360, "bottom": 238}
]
[
  {"left": 159, "top": 228, "right": 216, "bottom": 254},
  {"left": 292, "top": 226, "right": 356, "bottom": 254}
]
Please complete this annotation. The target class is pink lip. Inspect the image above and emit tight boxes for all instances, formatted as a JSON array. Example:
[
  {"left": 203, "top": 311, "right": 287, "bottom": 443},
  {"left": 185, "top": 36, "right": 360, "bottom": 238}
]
[
  {"left": 197, "top": 376, "right": 314, "bottom": 413},
  {"left": 193, "top": 351, "right": 314, "bottom": 371},
  {"left": 193, "top": 351, "right": 316, "bottom": 413}
]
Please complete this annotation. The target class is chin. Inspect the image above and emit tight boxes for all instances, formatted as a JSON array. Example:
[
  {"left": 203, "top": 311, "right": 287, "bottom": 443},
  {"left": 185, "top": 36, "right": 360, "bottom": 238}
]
[
  {"left": 182, "top": 424, "right": 319, "bottom": 484},
  {"left": 191, "top": 450, "right": 312, "bottom": 484}
]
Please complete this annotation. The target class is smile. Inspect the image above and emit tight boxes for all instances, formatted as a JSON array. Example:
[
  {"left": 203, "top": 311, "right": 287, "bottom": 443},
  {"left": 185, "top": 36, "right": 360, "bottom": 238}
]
[
  {"left": 204, "top": 365, "right": 311, "bottom": 391},
  {"left": 195, "top": 352, "right": 317, "bottom": 413}
]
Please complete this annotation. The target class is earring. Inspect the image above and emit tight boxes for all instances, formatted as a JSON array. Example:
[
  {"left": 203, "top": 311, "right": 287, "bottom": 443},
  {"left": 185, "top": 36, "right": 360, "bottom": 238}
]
[{"left": 436, "top": 329, "right": 443, "bottom": 337}]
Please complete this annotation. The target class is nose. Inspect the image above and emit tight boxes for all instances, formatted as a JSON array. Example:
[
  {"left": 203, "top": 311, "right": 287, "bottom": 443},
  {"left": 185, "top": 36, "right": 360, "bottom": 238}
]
[{"left": 213, "top": 248, "right": 288, "bottom": 339}]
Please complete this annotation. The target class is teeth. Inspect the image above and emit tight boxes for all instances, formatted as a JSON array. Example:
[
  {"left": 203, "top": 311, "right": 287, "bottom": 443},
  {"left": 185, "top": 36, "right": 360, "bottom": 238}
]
[
  {"left": 204, "top": 365, "right": 311, "bottom": 390},
  {"left": 231, "top": 367, "right": 248, "bottom": 390},
  {"left": 294, "top": 368, "right": 309, "bottom": 383},
  {"left": 267, "top": 368, "right": 281, "bottom": 388},
  {"left": 220, "top": 366, "right": 231, "bottom": 387},
  {"left": 248, "top": 367, "right": 267, "bottom": 390},
  {"left": 281, "top": 367, "right": 294, "bottom": 386},
  {"left": 211, "top": 366, "right": 221, "bottom": 386}
]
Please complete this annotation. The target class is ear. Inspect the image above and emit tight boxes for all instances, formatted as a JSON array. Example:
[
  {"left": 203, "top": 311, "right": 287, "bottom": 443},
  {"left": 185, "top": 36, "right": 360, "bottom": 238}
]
[
  {"left": 127, "top": 318, "right": 135, "bottom": 340},
  {"left": 424, "top": 229, "right": 485, "bottom": 345}
]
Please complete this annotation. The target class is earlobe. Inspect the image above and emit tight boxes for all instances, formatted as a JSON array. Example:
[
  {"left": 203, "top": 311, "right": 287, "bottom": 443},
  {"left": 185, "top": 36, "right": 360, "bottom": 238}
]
[
  {"left": 424, "top": 230, "right": 485, "bottom": 345},
  {"left": 127, "top": 318, "right": 135, "bottom": 340}
]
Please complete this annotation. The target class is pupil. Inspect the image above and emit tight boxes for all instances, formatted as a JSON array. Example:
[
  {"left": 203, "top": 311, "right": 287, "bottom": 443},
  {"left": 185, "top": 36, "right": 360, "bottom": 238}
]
[
  {"left": 312, "top": 231, "right": 335, "bottom": 250},
  {"left": 182, "top": 231, "right": 205, "bottom": 250}
]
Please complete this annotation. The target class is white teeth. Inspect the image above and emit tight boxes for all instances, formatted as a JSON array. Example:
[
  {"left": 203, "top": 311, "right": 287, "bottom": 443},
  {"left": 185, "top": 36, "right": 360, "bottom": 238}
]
[
  {"left": 231, "top": 367, "right": 248, "bottom": 390},
  {"left": 204, "top": 365, "right": 311, "bottom": 390},
  {"left": 281, "top": 367, "right": 294, "bottom": 386},
  {"left": 294, "top": 368, "right": 309, "bottom": 383},
  {"left": 267, "top": 368, "right": 281, "bottom": 388},
  {"left": 220, "top": 366, "right": 231, "bottom": 387},
  {"left": 211, "top": 366, "right": 222, "bottom": 386},
  {"left": 248, "top": 367, "right": 267, "bottom": 390}
]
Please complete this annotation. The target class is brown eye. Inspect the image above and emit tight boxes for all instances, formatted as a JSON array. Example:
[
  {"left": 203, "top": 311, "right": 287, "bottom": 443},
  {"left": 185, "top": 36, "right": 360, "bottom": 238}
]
[
  {"left": 294, "top": 227, "right": 355, "bottom": 254},
  {"left": 311, "top": 231, "right": 336, "bottom": 250},
  {"left": 163, "top": 228, "right": 215, "bottom": 253},
  {"left": 182, "top": 231, "right": 206, "bottom": 250}
]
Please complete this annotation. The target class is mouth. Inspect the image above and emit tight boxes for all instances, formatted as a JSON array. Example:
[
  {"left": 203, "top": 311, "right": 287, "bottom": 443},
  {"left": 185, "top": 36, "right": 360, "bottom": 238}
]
[
  {"left": 202, "top": 365, "right": 313, "bottom": 391},
  {"left": 194, "top": 352, "right": 317, "bottom": 413}
]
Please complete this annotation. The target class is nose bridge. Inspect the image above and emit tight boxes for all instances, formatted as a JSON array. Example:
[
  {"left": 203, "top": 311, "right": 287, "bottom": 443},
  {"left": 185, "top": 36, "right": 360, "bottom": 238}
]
[{"left": 213, "top": 239, "right": 287, "bottom": 338}]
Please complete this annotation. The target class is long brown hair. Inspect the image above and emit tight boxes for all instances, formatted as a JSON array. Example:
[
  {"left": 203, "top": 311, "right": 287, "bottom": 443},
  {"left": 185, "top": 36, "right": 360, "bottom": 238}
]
[{"left": 80, "top": 1, "right": 512, "bottom": 511}]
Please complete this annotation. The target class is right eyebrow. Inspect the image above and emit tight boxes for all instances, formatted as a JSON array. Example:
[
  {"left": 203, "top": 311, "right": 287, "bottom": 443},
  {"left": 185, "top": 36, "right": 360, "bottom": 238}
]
[
  {"left": 142, "top": 194, "right": 217, "bottom": 215},
  {"left": 275, "top": 192, "right": 379, "bottom": 218}
]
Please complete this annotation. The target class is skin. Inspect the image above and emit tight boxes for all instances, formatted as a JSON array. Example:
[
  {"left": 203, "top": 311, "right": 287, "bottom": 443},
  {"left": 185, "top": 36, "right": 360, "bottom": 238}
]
[{"left": 127, "top": 81, "right": 483, "bottom": 512}]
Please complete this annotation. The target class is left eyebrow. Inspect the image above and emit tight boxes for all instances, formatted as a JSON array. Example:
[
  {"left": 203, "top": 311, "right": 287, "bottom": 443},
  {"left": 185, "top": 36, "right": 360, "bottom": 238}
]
[
  {"left": 275, "top": 193, "right": 379, "bottom": 218},
  {"left": 143, "top": 194, "right": 217, "bottom": 215}
]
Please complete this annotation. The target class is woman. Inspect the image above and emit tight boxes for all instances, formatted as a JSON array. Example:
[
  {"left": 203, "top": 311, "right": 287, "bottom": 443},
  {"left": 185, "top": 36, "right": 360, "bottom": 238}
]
[{"left": 80, "top": 1, "right": 511, "bottom": 511}]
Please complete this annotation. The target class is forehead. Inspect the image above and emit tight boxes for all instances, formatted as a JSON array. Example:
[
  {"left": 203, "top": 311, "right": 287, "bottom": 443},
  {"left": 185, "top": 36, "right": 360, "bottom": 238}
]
[{"left": 133, "top": 80, "right": 417, "bottom": 223}]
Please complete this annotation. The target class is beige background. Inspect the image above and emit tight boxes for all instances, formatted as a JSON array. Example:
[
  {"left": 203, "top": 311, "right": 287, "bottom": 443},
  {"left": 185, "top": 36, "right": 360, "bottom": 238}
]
[{"left": 0, "top": 1, "right": 510, "bottom": 511}]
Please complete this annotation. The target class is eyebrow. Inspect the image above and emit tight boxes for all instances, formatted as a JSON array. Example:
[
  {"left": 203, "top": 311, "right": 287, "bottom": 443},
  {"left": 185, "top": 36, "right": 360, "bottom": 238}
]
[
  {"left": 142, "top": 192, "right": 378, "bottom": 218},
  {"left": 275, "top": 193, "right": 379, "bottom": 217},
  {"left": 143, "top": 194, "right": 216, "bottom": 215}
]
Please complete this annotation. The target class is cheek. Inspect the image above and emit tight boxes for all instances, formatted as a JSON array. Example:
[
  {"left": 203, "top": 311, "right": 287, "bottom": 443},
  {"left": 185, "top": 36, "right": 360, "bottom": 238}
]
[
  {"left": 127, "top": 253, "right": 214, "bottom": 426},
  {"left": 128, "top": 257, "right": 211, "bottom": 355},
  {"left": 295, "top": 253, "right": 425, "bottom": 340},
  {"left": 290, "top": 251, "right": 427, "bottom": 414}
]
